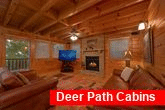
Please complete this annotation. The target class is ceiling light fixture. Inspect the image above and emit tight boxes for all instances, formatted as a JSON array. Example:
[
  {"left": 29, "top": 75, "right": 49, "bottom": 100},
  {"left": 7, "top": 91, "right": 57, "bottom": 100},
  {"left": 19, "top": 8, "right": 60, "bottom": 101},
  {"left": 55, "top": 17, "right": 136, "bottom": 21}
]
[
  {"left": 138, "top": 22, "right": 146, "bottom": 30},
  {"left": 70, "top": 34, "right": 78, "bottom": 41}
]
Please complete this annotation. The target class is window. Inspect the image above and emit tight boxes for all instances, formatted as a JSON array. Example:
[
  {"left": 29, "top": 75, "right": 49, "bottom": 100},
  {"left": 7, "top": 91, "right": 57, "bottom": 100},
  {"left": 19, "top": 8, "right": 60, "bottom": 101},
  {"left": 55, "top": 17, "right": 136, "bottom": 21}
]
[
  {"left": 36, "top": 41, "right": 49, "bottom": 58},
  {"left": 71, "top": 44, "right": 80, "bottom": 58},
  {"left": 110, "top": 38, "right": 129, "bottom": 59},
  {"left": 53, "top": 43, "right": 64, "bottom": 58},
  {"left": 6, "top": 39, "right": 30, "bottom": 71}
]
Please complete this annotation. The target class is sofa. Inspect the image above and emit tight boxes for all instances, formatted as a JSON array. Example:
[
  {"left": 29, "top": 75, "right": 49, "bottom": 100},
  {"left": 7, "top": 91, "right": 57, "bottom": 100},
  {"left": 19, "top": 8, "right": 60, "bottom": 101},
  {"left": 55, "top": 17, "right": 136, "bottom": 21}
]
[
  {"left": 0, "top": 69, "right": 58, "bottom": 110},
  {"left": 94, "top": 66, "right": 165, "bottom": 110},
  {"left": 104, "top": 66, "right": 164, "bottom": 90}
]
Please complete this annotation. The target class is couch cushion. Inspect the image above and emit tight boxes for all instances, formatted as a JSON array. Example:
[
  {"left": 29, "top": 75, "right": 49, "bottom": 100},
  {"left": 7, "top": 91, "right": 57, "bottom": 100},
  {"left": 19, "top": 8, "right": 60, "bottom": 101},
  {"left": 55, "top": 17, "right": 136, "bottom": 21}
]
[
  {"left": 19, "top": 70, "right": 39, "bottom": 81},
  {"left": 121, "top": 67, "right": 134, "bottom": 82},
  {"left": 0, "top": 67, "right": 24, "bottom": 90},
  {"left": 129, "top": 69, "right": 142, "bottom": 87},
  {"left": 14, "top": 72, "right": 31, "bottom": 84},
  {"left": 103, "top": 75, "right": 128, "bottom": 90},
  {"left": 0, "top": 83, "right": 5, "bottom": 93},
  {"left": 129, "top": 68, "right": 164, "bottom": 90}
]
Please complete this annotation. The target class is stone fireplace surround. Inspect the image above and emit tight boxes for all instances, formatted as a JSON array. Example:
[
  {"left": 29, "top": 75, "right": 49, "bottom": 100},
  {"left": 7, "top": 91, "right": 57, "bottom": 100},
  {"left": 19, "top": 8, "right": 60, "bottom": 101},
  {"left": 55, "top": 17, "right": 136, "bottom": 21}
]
[{"left": 81, "top": 36, "right": 104, "bottom": 76}]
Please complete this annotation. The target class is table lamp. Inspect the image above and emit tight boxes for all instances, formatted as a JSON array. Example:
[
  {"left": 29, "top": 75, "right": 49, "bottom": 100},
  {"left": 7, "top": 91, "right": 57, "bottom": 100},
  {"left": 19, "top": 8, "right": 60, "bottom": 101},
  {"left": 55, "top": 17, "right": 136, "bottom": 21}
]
[{"left": 124, "top": 50, "right": 132, "bottom": 67}]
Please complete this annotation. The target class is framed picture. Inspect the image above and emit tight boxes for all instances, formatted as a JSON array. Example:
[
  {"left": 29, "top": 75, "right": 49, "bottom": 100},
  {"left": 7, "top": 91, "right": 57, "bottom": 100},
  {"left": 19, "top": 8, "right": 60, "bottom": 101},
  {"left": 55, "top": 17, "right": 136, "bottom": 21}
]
[
  {"left": 144, "top": 27, "right": 154, "bottom": 64},
  {"left": 87, "top": 39, "right": 97, "bottom": 50}
]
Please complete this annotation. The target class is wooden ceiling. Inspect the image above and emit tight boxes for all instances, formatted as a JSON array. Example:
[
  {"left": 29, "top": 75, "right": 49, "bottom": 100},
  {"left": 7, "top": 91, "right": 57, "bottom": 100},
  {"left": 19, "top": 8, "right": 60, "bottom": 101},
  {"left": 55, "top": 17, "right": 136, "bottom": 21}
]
[{"left": 0, "top": 0, "right": 151, "bottom": 40}]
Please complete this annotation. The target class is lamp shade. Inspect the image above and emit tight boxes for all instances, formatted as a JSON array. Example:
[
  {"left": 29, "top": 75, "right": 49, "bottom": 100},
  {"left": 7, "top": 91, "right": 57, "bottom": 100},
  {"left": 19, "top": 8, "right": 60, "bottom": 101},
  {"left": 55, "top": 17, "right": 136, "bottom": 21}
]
[{"left": 124, "top": 50, "right": 132, "bottom": 60}]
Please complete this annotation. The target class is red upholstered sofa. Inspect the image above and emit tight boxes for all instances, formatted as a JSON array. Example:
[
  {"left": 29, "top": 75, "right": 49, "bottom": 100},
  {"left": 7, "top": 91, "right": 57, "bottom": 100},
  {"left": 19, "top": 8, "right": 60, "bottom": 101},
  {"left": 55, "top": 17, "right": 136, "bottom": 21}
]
[{"left": 0, "top": 70, "right": 58, "bottom": 110}]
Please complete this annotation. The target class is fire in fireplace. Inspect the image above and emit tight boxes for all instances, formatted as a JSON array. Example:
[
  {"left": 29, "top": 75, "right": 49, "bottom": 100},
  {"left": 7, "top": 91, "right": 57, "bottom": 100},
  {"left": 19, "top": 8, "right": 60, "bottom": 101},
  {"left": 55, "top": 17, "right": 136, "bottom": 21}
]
[{"left": 86, "top": 56, "right": 99, "bottom": 71}]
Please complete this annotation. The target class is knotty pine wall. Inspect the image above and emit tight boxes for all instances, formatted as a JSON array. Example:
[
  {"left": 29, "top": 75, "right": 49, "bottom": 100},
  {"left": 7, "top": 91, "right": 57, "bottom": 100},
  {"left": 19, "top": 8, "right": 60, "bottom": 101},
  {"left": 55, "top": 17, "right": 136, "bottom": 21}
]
[{"left": 143, "top": 0, "right": 165, "bottom": 85}]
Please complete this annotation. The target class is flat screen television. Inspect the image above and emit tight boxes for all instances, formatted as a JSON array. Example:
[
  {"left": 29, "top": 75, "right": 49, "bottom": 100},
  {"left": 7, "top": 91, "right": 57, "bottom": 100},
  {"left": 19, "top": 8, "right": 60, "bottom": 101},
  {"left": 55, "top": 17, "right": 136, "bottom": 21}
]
[{"left": 59, "top": 50, "right": 77, "bottom": 61}]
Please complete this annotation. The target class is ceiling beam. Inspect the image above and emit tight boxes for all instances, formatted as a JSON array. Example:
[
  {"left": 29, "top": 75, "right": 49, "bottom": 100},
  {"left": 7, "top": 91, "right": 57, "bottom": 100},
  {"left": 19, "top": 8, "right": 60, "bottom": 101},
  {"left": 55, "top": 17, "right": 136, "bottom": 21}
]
[
  {"left": 33, "top": 0, "right": 102, "bottom": 33},
  {"left": 105, "top": 33, "right": 132, "bottom": 38},
  {"left": 20, "top": 0, "right": 38, "bottom": 11},
  {"left": 44, "top": 20, "right": 82, "bottom": 35},
  {"left": 86, "top": 21, "right": 138, "bottom": 36},
  {"left": 4, "top": 0, "right": 20, "bottom": 26},
  {"left": 77, "top": 11, "right": 145, "bottom": 35},
  {"left": 20, "top": 0, "right": 58, "bottom": 30},
  {"left": 44, "top": 26, "right": 67, "bottom": 35},
  {"left": 77, "top": 1, "right": 149, "bottom": 30},
  {"left": 0, "top": 25, "right": 52, "bottom": 41},
  {"left": 66, "top": 0, "right": 147, "bottom": 26},
  {"left": 81, "top": 26, "right": 136, "bottom": 39},
  {"left": 40, "top": 23, "right": 67, "bottom": 35},
  {"left": 62, "top": 31, "right": 88, "bottom": 39},
  {"left": 86, "top": 12, "right": 145, "bottom": 33},
  {"left": 59, "top": 20, "right": 70, "bottom": 27},
  {"left": 58, "top": 34, "right": 70, "bottom": 39},
  {"left": 63, "top": 0, "right": 77, "bottom": 5},
  {"left": 105, "top": 27, "right": 136, "bottom": 35},
  {"left": 34, "top": 21, "right": 57, "bottom": 33},
  {"left": 58, "top": 0, "right": 102, "bottom": 20},
  {"left": 62, "top": 35, "right": 71, "bottom": 39},
  {"left": 52, "top": 28, "right": 71, "bottom": 37},
  {"left": 42, "top": 11, "right": 58, "bottom": 20}
]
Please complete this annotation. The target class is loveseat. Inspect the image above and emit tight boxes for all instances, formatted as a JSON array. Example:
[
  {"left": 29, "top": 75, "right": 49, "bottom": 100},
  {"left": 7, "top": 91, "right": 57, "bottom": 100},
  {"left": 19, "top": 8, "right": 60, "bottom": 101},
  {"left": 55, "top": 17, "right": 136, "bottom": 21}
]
[
  {"left": 94, "top": 66, "right": 165, "bottom": 110},
  {"left": 0, "top": 69, "right": 58, "bottom": 110},
  {"left": 104, "top": 66, "right": 164, "bottom": 90}
]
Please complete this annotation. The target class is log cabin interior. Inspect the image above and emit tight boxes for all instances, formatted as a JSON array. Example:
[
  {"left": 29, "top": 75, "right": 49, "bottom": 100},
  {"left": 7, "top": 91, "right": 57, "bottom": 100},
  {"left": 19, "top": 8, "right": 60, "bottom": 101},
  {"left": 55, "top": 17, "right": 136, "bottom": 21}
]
[{"left": 0, "top": 0, "right": 165, "bottom": 109}]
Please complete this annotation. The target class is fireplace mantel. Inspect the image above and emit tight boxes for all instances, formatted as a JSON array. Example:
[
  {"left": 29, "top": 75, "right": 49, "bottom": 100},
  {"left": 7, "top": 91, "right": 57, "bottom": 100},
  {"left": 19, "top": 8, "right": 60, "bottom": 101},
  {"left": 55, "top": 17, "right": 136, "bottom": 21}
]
[{"left": 83, "top": 49, "right": 104, "bottom": 53}]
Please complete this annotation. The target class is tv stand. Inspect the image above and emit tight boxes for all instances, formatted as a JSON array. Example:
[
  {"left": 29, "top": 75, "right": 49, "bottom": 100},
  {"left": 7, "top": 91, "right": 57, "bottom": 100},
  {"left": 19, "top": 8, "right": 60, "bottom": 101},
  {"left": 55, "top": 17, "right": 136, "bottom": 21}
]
[{"left": 61, "top": 60, "right": 73, "bottom": 72}]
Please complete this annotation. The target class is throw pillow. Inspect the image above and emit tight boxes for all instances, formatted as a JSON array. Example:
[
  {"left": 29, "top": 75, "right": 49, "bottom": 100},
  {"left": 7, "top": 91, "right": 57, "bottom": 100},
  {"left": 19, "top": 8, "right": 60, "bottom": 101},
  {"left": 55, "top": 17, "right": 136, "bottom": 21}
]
[
  {"left": 14, "top": 72, "right": 31, "bottom": 84},
  {"left": 19, "top": 70, "right": 39, "bottom": 81},
  {"left": 120, "top": 67, "right": 134, "bottom": 82},
  {"left": 0, "top": 67, "right": 24, "bottom": 90}
]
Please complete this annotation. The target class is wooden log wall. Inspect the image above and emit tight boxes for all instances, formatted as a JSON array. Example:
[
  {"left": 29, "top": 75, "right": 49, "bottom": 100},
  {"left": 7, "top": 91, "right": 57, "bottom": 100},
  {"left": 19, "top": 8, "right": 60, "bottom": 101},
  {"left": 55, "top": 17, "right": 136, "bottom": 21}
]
[{"left": 144, "top": 0, "right": 165, "bottom": 85}]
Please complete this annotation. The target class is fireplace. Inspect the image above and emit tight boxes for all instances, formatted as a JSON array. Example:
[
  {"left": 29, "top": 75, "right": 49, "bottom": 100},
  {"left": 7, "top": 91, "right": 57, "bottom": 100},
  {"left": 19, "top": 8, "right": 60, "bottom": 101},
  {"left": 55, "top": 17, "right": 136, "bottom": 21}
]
[{"left": 86, "top": 56, "right": 99, "bottom": 71}]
